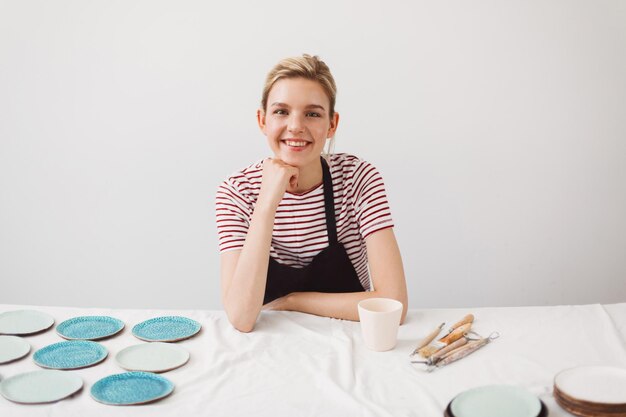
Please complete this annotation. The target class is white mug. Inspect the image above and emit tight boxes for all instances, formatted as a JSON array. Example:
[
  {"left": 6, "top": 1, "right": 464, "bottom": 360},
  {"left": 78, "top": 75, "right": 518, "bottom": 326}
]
[{"left": 358, "top": 298, "right": 403, "bottom": 351}]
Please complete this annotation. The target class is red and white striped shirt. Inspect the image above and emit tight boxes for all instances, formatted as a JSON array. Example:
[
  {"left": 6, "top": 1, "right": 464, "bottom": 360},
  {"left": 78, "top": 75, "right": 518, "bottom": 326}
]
[{"left": 215, "top": 153, "right": 394, "bottom": 291}]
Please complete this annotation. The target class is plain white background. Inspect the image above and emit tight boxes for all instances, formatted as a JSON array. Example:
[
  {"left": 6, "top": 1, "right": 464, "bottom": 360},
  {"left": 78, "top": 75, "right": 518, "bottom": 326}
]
[{"left": 1, "top": 0, "right": 625, "bottom": 309}]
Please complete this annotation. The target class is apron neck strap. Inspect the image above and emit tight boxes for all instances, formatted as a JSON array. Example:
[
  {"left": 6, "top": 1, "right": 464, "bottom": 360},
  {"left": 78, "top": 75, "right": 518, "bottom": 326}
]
[{"left": 321, "top": 156, "right": 338, "bottom": 245}]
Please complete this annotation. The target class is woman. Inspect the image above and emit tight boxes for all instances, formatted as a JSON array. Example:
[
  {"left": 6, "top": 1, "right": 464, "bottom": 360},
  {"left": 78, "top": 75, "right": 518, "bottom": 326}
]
[{"left": 216, "top": 54, "right": 408, "bottom": 332}]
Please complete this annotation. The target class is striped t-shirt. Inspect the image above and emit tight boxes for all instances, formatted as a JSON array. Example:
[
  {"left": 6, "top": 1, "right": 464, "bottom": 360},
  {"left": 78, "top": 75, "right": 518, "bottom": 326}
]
[{"left": 215, "top": 153, "right": 394, "bottom": 291}]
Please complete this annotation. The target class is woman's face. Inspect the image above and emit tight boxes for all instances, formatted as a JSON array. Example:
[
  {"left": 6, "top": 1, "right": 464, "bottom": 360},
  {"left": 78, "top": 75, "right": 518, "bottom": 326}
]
[{"left": 258, "top": 77, "right": 339, "bottom": 170}]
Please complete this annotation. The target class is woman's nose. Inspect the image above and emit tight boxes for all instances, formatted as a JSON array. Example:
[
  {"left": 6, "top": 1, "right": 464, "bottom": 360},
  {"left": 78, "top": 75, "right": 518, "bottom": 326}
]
[{"left": 287, "top": 115, "right": 305, "bottom": 134}]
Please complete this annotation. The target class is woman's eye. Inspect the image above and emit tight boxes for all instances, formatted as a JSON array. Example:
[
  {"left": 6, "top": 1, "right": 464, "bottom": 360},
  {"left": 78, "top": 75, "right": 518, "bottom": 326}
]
[
  {"left": 307, "top": 112, "right": 321, "bottom": 117},
  {"left": 273, "top": 109, "right": 287, "bottom": 115}
]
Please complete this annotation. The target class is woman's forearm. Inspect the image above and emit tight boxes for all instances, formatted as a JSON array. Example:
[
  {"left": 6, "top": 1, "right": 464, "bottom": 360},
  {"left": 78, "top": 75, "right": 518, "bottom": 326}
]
[
  {"left": 279, "top": 290, "right": 408, "bottom": 323},
  {"left": 262, "top": 228, "right": 408, "bottom": 325},
  {"left": 223, "top": 203, "right": 276, "bottom": 332}
]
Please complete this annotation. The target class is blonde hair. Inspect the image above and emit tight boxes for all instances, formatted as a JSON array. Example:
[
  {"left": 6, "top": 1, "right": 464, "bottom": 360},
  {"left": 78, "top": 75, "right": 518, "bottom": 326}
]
[
  {"left": 261, "top": 54, "right": 338, "bottom": 157},
  {"left": 261, "top": 54, "right": 337, "bottom": 118}
]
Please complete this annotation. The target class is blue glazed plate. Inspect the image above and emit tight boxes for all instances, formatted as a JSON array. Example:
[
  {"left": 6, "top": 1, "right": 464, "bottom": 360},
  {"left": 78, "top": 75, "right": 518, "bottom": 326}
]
[
  {"left": 450, "top": 385, "right": 541, "bottom": 417},
  {"left": 91, "top": 372, "right": 174, "bottom": 405},
  {"left": 132, "top": 316, "right": 201, "bottom": 342},
  {"left": 56, "top": 316, "right": 124, "bottom": 340},
  {"left": 34, "top": 340, "right": 108, "bottom": 370}
]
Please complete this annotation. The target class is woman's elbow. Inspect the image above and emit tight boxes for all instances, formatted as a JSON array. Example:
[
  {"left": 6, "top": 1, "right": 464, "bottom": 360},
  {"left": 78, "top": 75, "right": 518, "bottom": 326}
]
[
  {"left": 227, "top": 312, "right": 257, "bottom": 333},
  {"left": 224, "top": 303, "right": 259, "bottom": 333}
]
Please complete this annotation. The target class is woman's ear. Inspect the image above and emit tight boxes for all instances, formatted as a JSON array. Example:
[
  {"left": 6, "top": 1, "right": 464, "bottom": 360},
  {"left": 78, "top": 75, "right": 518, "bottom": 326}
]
[
  {"left": 257, "top": 109, "right": 267, "bottom": 134},
  {"left": 327, "top": 112, "right": 340, "bottom": 138}
]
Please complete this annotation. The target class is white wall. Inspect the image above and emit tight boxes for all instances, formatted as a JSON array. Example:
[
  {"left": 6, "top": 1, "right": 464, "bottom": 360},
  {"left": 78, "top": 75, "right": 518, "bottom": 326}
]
[{"left": 1, "top": 0, "right": 625, "bottom": 309}]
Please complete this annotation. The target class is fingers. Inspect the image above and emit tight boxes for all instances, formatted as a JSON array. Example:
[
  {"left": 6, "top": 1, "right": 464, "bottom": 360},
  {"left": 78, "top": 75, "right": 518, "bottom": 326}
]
[
  {"left": 288, "top": 173, "right": 299, "bottom": 189},
  {"left": 259, "top": 158, "right": 300, "bottom": 208}
]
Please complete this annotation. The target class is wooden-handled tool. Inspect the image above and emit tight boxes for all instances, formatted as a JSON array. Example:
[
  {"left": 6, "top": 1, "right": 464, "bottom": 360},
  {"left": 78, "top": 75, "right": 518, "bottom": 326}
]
[
  {"left": 429, "top": 337, "right": 468, "bottom": 363},
  {"left": 430, "top": 337, "right": 491, "bottom": 369},
  {"left": 418, "top": 322, "right": 472, "bottom": 357},
  {"left": 409, "top": 323, "right": 444, "bottom": 357},
  {"left": 446, "top": 314, "right": 474, "bottom": 335}
]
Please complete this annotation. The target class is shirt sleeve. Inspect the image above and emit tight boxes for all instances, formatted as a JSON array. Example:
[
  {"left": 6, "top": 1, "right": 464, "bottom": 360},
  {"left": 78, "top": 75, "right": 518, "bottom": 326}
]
[
  {"left": 215, "top": 179, "right": 252, "bottom": 253},
  {"left": 350, "top": 160, "right": 395, "bottom": 239}
]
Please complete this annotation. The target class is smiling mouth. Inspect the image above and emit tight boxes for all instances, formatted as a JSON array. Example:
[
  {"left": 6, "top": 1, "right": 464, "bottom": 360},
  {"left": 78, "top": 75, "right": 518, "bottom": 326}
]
[{"left": 281, "top": 139, "right": 310, "bottom": 148}]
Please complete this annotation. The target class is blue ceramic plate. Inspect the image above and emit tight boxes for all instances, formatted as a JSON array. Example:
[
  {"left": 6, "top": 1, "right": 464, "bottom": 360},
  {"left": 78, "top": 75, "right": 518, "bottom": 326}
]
[
  {"left": 34, "top": 340, "right": 108, "bottom": 370},
  {"left": 91, "top": 372, "right": 174, "bottom": 405},
  {"left": 132, "top": 316, "right": 201, "bottom": 342},
  {"left": 450, "top": 385, "right": 541, "bottom": 417},
  {"left": 56, "top": 316, "right": 124, "bottom": 340}
]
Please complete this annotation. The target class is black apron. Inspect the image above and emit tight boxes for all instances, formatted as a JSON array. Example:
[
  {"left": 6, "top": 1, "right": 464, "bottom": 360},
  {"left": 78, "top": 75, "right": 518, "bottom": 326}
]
[{"left": 263, "top": 157, "right": 365, "bottom": 304}]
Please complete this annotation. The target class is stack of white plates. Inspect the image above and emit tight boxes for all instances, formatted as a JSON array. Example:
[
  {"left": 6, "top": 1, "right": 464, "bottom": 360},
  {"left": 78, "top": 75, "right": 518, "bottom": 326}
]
[{"left": 554, "top": 366, "right": 626, "bottom": 417}]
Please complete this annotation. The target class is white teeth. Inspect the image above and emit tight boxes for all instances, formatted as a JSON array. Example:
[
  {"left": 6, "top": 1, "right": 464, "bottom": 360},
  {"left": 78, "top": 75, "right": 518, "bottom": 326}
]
[{"left": 284, "top": 140, "right": 308, "bottom": 147}]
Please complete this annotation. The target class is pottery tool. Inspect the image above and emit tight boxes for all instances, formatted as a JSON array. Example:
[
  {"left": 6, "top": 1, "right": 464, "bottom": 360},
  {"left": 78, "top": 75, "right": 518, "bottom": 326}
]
[
  {"left": 445, "top": 314, "right": 474, "bottom": 335},
  {"left": 410, "top": 337, "right": 469, "bottom": 366},
  {"left": 418, "top": 322, "right": 472, "bottom": 357},
  {"left": 409, "top": 323, "right": 444, "bottom": 357},
  {"left": 427, "top": 336, "right": 491, "bottom": 371},
  {"left": 411, "top": 332, "right": 499, "bottom": 371},
  {"left": 428, "top": 336, "right": 468, "bottom": 364}
]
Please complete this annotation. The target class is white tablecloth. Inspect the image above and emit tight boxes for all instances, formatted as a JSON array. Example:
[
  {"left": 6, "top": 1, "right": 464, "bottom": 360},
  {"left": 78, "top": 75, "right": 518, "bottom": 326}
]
[{"left": 1, "top": 303, "right": 625, "bottom": 416}]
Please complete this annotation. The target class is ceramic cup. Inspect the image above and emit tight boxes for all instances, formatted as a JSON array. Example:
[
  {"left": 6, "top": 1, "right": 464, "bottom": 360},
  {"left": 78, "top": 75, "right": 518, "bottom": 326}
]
[{"left": 357, "top": 298, "right": 403, "bottom": 351}]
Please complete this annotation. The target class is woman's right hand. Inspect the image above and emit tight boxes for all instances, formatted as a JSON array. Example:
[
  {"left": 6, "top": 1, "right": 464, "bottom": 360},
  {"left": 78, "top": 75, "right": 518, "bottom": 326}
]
[{"left": 257, "top": 158, "right": 299, "bottom": 210}]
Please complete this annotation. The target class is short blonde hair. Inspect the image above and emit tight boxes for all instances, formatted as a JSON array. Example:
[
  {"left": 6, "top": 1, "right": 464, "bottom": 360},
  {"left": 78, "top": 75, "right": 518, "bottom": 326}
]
[{"left": 261, "top": 54, "right": 337, "bottom": 118}]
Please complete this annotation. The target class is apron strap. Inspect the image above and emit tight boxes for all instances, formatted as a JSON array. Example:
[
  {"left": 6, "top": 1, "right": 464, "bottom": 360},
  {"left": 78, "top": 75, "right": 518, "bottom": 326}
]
[{"left": 321, "top": 157, "right": 338, "bottom": 245}]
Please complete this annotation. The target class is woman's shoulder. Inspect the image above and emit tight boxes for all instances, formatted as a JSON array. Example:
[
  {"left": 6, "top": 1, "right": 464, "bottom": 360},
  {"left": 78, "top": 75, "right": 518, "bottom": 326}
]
[
  {"left": 217, "top": 159, "right": 265, "bottom": 197},
  {"left": 329, "top": 153, "right": 382, "bottom": 177}
]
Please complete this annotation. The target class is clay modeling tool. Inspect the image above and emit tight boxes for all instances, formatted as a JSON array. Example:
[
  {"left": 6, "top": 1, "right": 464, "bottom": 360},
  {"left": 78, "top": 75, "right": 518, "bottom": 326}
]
[
  {"left": 428, "top": 334, "right": 494, "bottom": 371},
  {"left": 411, "top": 332, "right": 500, "bottom": 371},
  {"left": 428, "top": 337, "right": 468, "bottom": 364},
  {"left": 445, "top": 314, "right": 474, "bottom": 335},
  {"left": 418, "top": 322, "right": 472, "bottom": 357},
  {"left": 410, "top": 337, "right": 469, "bottom": 366},
  {"left": 409, "top": 323, "right": 444, "bottom": 357}
]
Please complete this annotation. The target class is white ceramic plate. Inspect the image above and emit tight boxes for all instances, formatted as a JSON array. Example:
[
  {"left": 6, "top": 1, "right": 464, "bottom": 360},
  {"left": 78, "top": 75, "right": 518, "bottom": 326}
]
[
  {"left": 116, "top": 342, "right": 190, "bottom": 373},
  {"left": 0, "top": 370, "right": 83, "bottom": 404},
  {"left": 0, "top": 336, "right": 31, "bottom": 364},
  {"left": 0, "top": 310, "right": 54, "bottom": 335},
  {"left": 451, "top": 385, "right": 541, "bottom": 417},
  {"left": 555, "top": 366, "right": 626, "bottom": 405}
]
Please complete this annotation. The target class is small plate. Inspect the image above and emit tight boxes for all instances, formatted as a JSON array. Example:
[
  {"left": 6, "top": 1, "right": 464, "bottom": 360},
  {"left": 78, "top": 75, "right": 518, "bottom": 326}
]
[
  {"left": 450, "top": 385, "right": 542, "bottom": 417},
  {"left": 554, "top": 366, "right": 626, "bottom": 405},
  {"left": 0, "top": 310, "right": 54, "bottom": 335},
  {"left": 116, "top": 342, "right": 190, "bottom": 373},
  {"left": 34, "top": 340, "right": 108, "bottom": 369},
  {"left": 132, "top": 316, "right": 201, "bottom": 342},
  {"left": 0, "top": 336, "right": 31, "bottom": 364},
  {"left": 56, "top": 316, "right": 125, "bottom": 340},
  {"left": 0, "top": 370, "right": 83, "bottom": 404},
  {"left": 91, "top": 372, "right": 174, "bottom": 405},
  {"left": 446, "top": 399, "right": 548, "bottom": 417}
]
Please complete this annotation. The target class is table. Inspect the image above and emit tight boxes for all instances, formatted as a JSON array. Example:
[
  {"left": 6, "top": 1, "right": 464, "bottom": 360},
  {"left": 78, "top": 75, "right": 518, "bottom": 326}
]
[{"left": 1, "top": 303, "right": 625, "bottom": 416}]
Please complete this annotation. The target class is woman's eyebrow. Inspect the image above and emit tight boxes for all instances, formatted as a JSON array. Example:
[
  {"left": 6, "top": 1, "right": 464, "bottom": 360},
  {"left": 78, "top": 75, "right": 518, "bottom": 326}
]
[
  {"left": 305, "top": 104, "right": 326, "bottom": 111},
  {"left": 270, "top": 102, "right": 326, "bottom": 112}
]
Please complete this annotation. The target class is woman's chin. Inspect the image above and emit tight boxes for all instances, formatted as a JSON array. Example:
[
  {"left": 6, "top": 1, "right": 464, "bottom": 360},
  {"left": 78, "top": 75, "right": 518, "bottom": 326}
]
[{"left": 276, "top": 152, "right": 319, "bottom": 168}]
